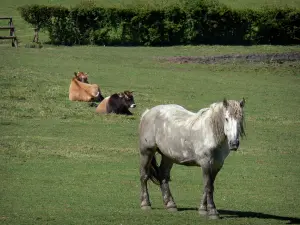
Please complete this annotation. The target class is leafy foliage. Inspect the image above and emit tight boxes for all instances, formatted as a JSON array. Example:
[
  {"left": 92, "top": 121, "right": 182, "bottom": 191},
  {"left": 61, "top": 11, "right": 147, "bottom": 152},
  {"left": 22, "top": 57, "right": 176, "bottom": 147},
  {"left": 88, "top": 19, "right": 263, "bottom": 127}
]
[{"left": 18, "top": 1, "right": 300, "bottom": 45}]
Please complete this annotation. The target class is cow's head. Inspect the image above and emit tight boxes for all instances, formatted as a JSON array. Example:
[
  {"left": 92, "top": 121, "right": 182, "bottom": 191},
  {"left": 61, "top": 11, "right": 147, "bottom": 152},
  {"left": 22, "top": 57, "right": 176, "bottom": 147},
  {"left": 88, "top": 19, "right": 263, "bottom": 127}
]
[
  {"left": 119, "top": 91, "right": 136, "bottom": 108},
  {"left": 94, "top": 90, "right": 105, "bottom": 102},
  {"left": 74, "top": 72, "right": 89, "bottom": 83}
]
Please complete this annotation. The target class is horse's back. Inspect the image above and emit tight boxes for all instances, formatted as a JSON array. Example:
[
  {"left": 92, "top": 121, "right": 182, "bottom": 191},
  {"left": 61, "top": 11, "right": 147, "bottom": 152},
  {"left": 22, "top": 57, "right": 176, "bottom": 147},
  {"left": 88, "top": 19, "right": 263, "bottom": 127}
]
[
  {"left": 140, "top": 104, "right": 186, "bottom": 124},
  {"left": 139, "top": 104, "right": 195, "bottom": 150}
]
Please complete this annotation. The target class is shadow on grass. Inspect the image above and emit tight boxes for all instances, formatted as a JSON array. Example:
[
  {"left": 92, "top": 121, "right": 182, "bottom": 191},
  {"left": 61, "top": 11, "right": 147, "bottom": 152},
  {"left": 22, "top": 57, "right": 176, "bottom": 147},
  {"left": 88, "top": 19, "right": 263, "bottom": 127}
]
[{"left": 177, "top": 208, "right": 300, "bottom": 224}]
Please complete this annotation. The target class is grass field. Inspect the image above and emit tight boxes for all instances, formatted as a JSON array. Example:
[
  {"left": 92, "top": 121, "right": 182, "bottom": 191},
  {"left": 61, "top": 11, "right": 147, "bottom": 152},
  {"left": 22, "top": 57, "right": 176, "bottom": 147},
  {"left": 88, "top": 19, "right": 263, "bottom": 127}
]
[
  {"left": 1, "top": 0, "right": 300, "bottom": 225},
  {"left": 1, "top": 44, "right": 300, "bottom": 224}
]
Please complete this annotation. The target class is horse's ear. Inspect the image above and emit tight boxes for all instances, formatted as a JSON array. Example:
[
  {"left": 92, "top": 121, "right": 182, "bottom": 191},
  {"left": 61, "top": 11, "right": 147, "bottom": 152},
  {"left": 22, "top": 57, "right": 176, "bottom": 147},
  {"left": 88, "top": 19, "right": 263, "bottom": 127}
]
[
  {"left": 240, "top": 98, "right": 246, "bottom": 108},
  {"left": 223, "top": 98, "right": 228, "bottom": 108}
]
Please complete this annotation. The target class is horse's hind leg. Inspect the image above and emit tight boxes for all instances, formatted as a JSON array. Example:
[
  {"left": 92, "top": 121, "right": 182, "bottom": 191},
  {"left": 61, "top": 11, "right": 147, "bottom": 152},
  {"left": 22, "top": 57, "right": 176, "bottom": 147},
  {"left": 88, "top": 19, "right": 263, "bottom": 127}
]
[
  {"left": 140, "top": 148, "right": 155, "bottom": 210},
  {"left": 159, "top": 155, "right": 177, "bottom": 212}
]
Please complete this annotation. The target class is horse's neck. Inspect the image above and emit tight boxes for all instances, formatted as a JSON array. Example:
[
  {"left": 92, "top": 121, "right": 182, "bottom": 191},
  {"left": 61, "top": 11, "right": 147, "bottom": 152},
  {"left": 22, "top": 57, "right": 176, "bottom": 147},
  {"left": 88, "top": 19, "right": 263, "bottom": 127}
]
[
  {"left": 191, "top": 108, "right": 211, "bottom": 128},
  {"left": 192, "top": 103, "right": 226, "bottom": 144},
  {"left": 210, "top": 104, "right": 226, "bottom": 144}
]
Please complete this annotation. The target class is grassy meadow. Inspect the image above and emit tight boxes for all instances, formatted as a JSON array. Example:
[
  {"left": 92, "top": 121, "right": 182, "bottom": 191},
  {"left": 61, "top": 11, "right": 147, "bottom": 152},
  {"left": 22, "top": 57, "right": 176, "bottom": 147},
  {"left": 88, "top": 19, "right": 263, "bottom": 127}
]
[
  {"left": 1, "top": 0, "right": 300, "bottom": 225},
  {"left": 1, "top": 44, "right": 300, "bottom": 224}
]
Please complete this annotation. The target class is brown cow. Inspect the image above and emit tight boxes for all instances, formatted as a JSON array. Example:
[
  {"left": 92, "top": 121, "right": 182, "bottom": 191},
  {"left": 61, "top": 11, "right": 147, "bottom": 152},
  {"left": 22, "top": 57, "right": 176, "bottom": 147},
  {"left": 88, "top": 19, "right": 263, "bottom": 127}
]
[
  {"left": 74, "top": 71, "right": 89, "bottom": 83},
  {"left": 95, "top": 91, "right": 136, "bottom": 115},
  {"left": 69, "top": 72, "right": 104, "bottom": 102}
]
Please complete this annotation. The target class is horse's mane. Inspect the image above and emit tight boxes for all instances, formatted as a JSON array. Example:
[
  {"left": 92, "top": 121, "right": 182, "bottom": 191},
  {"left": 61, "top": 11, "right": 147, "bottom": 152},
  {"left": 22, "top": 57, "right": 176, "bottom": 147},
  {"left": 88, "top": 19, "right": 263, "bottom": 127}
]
[
  {"left": 210, "top": 101, "right": 245, "bottom": 143},
  {"left": 160, "top": 101, "right": 245, "bottom": 143},
  {"left": 210, "top": 102, "right": 226, "bottom": 143},
  {"left": 189, "top": 100, "right": 245, "bottom": 143},
  {"left": 226, "top": 100, "right": 246, "bottom": 138}
]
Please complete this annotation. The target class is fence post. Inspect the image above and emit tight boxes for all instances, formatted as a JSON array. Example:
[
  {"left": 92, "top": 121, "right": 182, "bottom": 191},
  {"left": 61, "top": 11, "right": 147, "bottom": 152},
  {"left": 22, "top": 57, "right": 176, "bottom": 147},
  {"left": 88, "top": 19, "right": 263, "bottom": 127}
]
[{"left": 0, "top": 16, "right": 18, "bottom": 47}]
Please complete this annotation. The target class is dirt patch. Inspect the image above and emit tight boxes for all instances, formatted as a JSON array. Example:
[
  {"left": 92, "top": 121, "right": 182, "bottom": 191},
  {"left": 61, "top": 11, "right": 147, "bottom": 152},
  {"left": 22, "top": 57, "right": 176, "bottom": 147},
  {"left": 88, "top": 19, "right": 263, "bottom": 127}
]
[{"left": 161, "top": 52, "right": 300, "bottom": 64}]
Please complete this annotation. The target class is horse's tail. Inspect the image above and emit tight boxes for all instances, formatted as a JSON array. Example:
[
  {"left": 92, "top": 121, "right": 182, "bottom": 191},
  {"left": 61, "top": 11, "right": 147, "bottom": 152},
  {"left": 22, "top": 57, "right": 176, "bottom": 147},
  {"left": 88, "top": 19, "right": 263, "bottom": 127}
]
[
  {"left": 141, "top": 109, "right": 150, "bottom": 120},
  {"left": 149, "top": 154, "right": 161, "bottom": 185}
]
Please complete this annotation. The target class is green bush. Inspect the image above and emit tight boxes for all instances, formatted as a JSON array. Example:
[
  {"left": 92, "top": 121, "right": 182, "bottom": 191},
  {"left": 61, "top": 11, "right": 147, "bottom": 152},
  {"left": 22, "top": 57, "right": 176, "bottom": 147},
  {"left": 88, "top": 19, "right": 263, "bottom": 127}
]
[
  {"left": 18, "top": 2, "right": 300, "bottom": 46},
  {"left": 90, "top": 26, "right": 125, "bottom": 46},
  {"left": 18, "top": 4, "right": 69, "bottom": 29},
  {"left": 48, "top": 17, "right": 80, "bottom": 45},
  {"left": 252, "top": 7, "right": 300, "bottom": 44}
]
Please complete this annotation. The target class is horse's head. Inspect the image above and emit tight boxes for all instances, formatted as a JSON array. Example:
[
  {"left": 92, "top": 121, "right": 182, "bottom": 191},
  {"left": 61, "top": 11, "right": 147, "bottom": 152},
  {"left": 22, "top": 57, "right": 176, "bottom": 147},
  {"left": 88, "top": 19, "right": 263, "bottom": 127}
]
[
  {"left": 223, "top": 98, "right": 246, "bottom": 151},
  {"left": 119, "top": 91, "right": 136, "bottom": 109},
  {"left": 74, "top": 71, "right": 89, "bottom": 83}
]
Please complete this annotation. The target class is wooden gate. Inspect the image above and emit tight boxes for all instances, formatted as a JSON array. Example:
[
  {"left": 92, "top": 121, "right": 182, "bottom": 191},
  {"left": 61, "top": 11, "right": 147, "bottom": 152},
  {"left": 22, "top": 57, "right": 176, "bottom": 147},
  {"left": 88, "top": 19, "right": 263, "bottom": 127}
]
[{"left": 0, "top": 17, "right": 18, "bottom": 47}]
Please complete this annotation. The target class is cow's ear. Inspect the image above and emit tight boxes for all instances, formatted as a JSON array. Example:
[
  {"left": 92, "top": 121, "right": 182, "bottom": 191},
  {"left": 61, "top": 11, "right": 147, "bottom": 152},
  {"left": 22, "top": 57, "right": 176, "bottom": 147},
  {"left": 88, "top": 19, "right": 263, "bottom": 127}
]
[{"left": 74, "top": 72, "right": 77, "bottom": 76}]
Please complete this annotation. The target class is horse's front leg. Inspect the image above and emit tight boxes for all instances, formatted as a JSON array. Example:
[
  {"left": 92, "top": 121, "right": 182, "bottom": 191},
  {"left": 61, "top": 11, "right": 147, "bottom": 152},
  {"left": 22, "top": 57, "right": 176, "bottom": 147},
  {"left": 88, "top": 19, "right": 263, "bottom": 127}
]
[
  {"left": 199, "top": 167, "right": 220, "bottom": 219},
  {"left": 198, "top": 191, "right": 207, "bottom": 215}
]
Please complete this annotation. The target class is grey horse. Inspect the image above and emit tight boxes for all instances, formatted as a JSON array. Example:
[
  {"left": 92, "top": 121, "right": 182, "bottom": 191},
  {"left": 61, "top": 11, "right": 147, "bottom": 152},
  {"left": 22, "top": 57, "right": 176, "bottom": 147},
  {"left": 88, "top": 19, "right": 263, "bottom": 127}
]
[{"left": 138, "top": 98, "right": 246, "bottom": 219}]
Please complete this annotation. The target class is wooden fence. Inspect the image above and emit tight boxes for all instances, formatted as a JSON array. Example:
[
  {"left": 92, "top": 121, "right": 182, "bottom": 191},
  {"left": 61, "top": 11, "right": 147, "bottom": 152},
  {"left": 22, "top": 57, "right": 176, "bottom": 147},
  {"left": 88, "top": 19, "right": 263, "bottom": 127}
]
[{"left": 0, "top": 17, "right": 18, "bottom": 47}]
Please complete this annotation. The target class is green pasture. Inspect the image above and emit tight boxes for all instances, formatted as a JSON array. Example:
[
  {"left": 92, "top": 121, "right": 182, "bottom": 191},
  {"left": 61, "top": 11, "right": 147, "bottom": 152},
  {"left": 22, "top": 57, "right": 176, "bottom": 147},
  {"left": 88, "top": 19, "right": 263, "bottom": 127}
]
[
  {"left": 1, "top": 0, "right": 300, "bottom": 224},
  {"left": 1, "top": 44, "right": 300, "bottom": 224}
]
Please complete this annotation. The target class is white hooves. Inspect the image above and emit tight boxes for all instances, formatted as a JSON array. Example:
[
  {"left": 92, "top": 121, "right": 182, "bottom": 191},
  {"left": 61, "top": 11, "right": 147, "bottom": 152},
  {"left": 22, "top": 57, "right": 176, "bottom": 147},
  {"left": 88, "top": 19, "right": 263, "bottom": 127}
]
[
  {"left": 141, "top": 205, "right": 152, "bottom": 210},
  {"left": 208, "top": 214, "right": 220, "bottom": 220},
  {"left": 198, "top": 209, "right": 207, "bottom": 216},
  {"left": 167, "top": 207, "right": 178, "bottom": 212}
]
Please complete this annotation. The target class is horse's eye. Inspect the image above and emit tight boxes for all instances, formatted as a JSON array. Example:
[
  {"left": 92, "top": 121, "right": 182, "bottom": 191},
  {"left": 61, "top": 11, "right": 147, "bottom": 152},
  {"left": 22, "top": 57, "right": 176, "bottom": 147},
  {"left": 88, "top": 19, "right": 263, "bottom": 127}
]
[{"left": 225, "top": 118, "right": 228, "bottom": 122}]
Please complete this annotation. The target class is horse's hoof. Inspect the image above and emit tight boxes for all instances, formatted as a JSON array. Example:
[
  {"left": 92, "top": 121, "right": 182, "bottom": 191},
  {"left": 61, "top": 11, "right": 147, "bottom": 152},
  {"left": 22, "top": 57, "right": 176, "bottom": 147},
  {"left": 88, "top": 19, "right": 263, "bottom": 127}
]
[
  {"left": 208, "top": 214, "right": 220, "bottom": 220},
  {"left": 166, "top": 202, "right": 177, "bottom": 212},
  {"left": 198, "top": 209, "right": 207, "bottom": 216},
  {"left": 141, "top": 206, "right": 152, "bottom": 210},
  {"left": 167, "top": 207, "right": 178, "bottom": 212}
]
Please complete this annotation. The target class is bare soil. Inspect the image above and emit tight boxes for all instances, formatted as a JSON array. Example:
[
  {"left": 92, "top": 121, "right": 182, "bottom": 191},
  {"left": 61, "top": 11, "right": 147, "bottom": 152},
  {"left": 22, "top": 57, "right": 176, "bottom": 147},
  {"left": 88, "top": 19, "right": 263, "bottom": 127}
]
[{"left": 161, "top": 52, "right": 300, "bottom": 64}]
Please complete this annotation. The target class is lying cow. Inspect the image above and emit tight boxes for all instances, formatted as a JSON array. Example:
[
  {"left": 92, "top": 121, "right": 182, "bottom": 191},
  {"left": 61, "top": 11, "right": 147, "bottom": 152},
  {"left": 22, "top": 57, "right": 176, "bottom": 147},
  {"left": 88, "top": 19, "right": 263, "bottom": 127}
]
[
  {"left": 95, "top": 91, "right": 136, "bottom": 115},
  {"left": 69, "top": 72, "right": 104, "bottom": 102}
]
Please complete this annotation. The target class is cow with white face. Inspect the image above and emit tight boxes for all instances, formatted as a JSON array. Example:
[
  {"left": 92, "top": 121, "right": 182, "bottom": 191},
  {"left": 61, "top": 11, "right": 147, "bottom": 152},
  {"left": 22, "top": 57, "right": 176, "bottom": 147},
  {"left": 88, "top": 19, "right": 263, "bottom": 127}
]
[{"left": 95, "top": 91, "right": 136, "bottom": 115}]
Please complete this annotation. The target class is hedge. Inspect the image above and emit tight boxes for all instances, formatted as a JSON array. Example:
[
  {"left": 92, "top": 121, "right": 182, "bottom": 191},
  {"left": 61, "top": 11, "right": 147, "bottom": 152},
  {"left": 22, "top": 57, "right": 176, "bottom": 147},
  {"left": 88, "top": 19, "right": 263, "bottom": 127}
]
[{"left": 18, "top": 2, "right": 300, "bottom": 46}]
